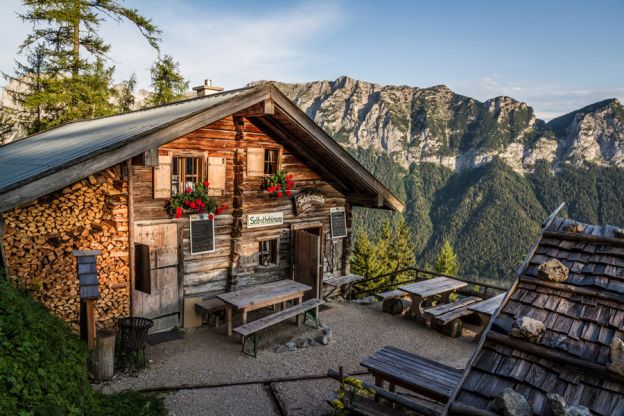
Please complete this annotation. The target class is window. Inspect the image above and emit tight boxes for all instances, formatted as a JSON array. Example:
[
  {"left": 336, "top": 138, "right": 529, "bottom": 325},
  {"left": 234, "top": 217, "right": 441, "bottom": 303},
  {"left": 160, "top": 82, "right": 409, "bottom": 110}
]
[
  {"left": 172, "top": 156, "right": 204, "bottom": 195},
  {"left": 264, "top": 149, "right": 279, "bottom": 175},
  {"left": 258, "top": 239, "right": 278, "bottom": 266}
]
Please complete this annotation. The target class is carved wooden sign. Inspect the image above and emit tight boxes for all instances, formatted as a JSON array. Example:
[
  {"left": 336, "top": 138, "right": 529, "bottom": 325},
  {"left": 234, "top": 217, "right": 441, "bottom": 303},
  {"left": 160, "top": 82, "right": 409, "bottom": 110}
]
[
  {"left": 247, "top": 212, "right": 283, "bottom": 228},
  {"left": 190, "top": 214, "right": 215, "bottom": 254},
  {"left": 294, "top": 192, "right": 326, "bottom": 215},
  {"left": 330, "top": 207, "right": 347, "bottom": 239}
]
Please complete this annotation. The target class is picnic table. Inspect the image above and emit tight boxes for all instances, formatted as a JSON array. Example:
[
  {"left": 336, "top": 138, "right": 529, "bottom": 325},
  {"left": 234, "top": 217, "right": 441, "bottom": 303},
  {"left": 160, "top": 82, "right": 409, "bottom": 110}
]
[
  {"left": 360, "top": 346, "right": 463, "bottom": 403},
  {"left": 468, "top": 292, "right": 505, "bottom": 340},
  {"left": 217, "top": 279, "right": 312, "bottom": 336},
  {"left": 399, "top": 276, "right": 467, "bottom": 323}
]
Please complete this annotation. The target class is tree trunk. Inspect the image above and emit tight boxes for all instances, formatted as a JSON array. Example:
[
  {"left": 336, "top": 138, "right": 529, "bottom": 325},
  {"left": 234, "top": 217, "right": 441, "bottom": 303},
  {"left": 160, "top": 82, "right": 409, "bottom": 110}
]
[{"left": 72, "top": 0, "right": 80, "bottom": 79}]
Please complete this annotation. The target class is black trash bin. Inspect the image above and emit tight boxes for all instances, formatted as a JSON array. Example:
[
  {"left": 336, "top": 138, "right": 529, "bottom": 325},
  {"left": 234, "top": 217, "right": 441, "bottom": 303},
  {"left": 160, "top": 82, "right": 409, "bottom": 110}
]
[{"left": 117, "top": 317, "right": 153, "bottom": 367}]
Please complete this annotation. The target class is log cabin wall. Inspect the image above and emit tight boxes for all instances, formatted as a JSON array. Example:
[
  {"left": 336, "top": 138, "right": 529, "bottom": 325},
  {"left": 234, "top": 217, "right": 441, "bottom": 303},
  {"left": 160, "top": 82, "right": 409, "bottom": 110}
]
[
  {"left": 0, "top": 166, "right": 130, "bottom": 331},
  {"left": 131, "top": 115, "right": 351, "bottom": 305}
]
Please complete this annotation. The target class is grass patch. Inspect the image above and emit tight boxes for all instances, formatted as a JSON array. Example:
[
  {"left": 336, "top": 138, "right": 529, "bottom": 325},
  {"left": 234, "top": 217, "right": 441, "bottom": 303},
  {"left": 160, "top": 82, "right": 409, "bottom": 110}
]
[{"left": 0, "top": 272, "right": 167, "bottom": 415}]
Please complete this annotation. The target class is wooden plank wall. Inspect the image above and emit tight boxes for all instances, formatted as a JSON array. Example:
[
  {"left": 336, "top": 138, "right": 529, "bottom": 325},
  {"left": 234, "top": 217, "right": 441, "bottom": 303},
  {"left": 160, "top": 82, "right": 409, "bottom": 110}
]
[{"left": 131, "top": 115, "right": 351, "bottom": 299}]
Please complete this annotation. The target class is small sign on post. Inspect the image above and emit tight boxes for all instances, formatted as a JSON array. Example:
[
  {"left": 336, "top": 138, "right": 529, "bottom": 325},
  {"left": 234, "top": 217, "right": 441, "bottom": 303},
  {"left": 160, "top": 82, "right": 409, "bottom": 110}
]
[
  {"left": 330, "top": 207, "right": 347, "bottom": 239},
  {"left": 190, "top": 214, "right": 216, "bottom": 255},
  {"left": 73, "top": 250, "right": 101, "bottom": 351}
]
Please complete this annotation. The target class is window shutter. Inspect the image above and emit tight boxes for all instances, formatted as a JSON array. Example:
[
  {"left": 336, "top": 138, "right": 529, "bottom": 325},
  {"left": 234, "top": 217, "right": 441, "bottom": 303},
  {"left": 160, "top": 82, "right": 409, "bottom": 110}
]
[
  {"left": 208, "top": 157, "right": 226, "bottom": 196},
  {"left": 247, "top": 148, "right": 264, "bottom": 176},
  {"left": 134, "top": 243, "right": 151, "bottom": 294},
  {"left": 153, "top": 152, "right": 172, "bottom": 198}
]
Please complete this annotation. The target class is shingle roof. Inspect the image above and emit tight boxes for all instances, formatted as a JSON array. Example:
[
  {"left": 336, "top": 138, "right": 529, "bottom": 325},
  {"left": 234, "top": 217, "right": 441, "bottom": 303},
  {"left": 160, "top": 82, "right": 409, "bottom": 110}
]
[
  {"left": 0, "top": 86, "right": 253, "bottom": 194},
  {"left": 451, "top": 217, "right": 624, "bottom": 415}
]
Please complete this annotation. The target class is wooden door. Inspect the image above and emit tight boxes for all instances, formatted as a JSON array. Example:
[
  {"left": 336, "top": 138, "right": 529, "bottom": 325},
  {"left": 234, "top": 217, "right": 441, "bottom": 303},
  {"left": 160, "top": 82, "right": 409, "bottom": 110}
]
[
  {"left": 293, "top": 230, "right": 321, "bottom": 300},
  {"left": 133, "top": 223, "right": 180, "bottom": 333}
]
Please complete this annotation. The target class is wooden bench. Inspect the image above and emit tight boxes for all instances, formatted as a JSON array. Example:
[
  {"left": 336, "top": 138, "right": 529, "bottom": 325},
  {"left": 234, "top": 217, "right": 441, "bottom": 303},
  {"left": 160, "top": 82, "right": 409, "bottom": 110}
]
[
  {"left": 360, "top": 346, "right": 463, "bottom": 404},
  {"left": 468, "top": 293, "right": 505, "bottom": 340},
  {"left": 375, "top": 290, "right": 411, "bottom": 314},
  {"left": 233, "top": 298, "right": 324, "bottom": 358},
  {"left": 194, "top": 298, "right": 227, "bottom": 328},
  {"left": 323, "top": 274, "right": 364, "bottom": 299},
  {"left": 424, "top": 296, "right": 481, "bottom": 337}
]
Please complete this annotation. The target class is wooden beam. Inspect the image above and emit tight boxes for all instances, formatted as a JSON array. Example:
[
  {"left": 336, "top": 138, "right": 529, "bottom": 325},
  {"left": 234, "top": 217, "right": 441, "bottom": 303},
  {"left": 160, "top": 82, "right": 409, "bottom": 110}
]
[
  {"left": 520, "top": 275, "right": 624, "bottom": 304},
  {"left": 143, "top": 148, "right": 159, "bottom": 167},
  {"left": 442, "top": 203, "right": 565, "bottom": 416},
  {"left": 127, "top": 159, "right": 135, "bottom": 315},
  {"left": 0, "top": 214, "right": 9, "bottom": 278},
  {"left": 486, "top": 331, "right": 624, "bottom": 384},
  {"left": 234, "top": 99, "right": 275, "bottom": 117},
  {"left": 543, "top": 230, "right": 624, "bottom": 247},
  {"left": 0, "top": 86, "right": 271, "bottom": 213}
]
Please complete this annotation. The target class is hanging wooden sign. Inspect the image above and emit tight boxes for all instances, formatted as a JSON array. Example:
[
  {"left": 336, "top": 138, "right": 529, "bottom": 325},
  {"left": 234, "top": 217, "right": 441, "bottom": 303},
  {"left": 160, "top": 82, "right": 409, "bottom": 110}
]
[
  {"left": 247, "top": 212, "right": 283, "bottom": 228},
  {"left": 294, "top": 192, "right": 326, "bottom": 215},
  {"left": 190, "top": 214, "right": 215, "bottom": 254},
  {"left": 330, "top": 207, "right": 347, "bottom": 239}
]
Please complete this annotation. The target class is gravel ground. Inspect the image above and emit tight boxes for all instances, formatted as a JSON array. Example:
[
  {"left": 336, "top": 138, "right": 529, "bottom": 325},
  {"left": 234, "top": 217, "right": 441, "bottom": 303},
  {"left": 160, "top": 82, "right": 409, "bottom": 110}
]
[{"left": 102, "top": 301, "right": 477, "bottom": 415}]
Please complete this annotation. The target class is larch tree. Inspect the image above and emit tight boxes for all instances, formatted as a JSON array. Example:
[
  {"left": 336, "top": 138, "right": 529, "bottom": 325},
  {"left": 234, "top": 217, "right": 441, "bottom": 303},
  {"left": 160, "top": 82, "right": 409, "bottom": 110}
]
[
  {"left": 146, "top": 55, "right": 189, "bottom": 106},
  {"left": 7, "top": 0, "right": 161, "bottom": 132},
  {"left": 116, "top": 73, "right": 137, "bottom": 112},
  {"left": 435, "top": 240, "right": 460, "bottom": 276},
  {"left": 388, "top": 216, "right": 415, "bottom": 283}
]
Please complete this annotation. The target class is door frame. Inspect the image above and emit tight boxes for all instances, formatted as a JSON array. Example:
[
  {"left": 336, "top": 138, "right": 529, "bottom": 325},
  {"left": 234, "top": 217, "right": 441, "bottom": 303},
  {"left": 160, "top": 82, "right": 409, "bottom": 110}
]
[{"left": 291, "top": 222, "right": 323, "bottom": 298}]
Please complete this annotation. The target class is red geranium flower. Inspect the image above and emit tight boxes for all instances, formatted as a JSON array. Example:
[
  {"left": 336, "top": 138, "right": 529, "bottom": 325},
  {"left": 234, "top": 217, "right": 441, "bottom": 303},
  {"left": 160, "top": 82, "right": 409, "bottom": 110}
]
[
  {"left": 286, "top": 190, "right": 292, "bottom": 197},
  {"left": 221, "top": 203, "right": 227, "bottom": 210},
  {"left": 184, "top": 200, "right": 190, "bottom": 206},
  {"left": 276, "top": 184, "right": 281, "bottom": 190},
  {"left": 208, "top": 213, "right": 214, "bottom": 220},
  {"left": 189, "top": 202, "right": 196, "bottom": 209},
  {"left": 204, "top": 180, "right": 210, "bottom": 187},
  {"left": 186, "top": 187, "right": 192, "bottom": 193},
  {"left": 277, "top": 191, "right": 283, "bottom": 197}
]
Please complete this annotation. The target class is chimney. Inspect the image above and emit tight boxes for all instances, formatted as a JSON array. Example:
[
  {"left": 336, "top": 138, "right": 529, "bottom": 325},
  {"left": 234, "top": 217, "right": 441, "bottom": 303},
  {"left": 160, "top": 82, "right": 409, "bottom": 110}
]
[{"left": 192, "top": 79, "right": 224, "bottom": 97}]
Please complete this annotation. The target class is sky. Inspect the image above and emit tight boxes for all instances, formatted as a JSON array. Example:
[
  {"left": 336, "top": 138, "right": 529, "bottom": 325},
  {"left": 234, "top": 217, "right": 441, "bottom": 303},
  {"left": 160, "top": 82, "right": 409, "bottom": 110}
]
[{"left": 0, "top": 0, "right": 622, "bottom": 120}]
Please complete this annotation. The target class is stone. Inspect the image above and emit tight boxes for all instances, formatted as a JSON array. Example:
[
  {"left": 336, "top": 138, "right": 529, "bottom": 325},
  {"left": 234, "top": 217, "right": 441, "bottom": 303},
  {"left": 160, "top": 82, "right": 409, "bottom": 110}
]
[
  {"left": 273, "top": 345, "right": 288, "bottom": 353},
  {"left": 538, "top": 259, "right": 569, "bottom": 282},
  {"left": 295, "top": 338, "right": 309, "bottom": 348},
  {"left": 490, "top": 388, "right": 532, "bottom": 416},
  {"left": 316, "top": 334, "right": 330, "bottom": 345},
  {"left": 321, "top": 327, "right": 332, "bottom": 337},
  {"left": 547, "top": 394, "right": 591, "bottom": 416},
  {"left": 547, "top": 394, "right": 568, "bottom": 416},
  {"left": 285, "top": 341, "right": 297, "bottom": 351},
  {"left": 607, "top": 336, "right": 624, "bottom": 376},
  {"left": 564, "top": 222, "right": 585, "bottom": 233},
  {"left": 511, "top": 316, "right": 546, "bottom": 342},
  {"left": 615, "top": 228, "right": 624, "bottom": 239},
  {"left": 308, "top": 338, "right": 318, "bottom": 347}
]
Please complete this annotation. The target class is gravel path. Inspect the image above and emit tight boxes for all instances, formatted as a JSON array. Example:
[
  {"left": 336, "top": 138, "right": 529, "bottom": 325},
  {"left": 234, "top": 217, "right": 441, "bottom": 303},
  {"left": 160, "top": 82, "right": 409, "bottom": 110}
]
[{"left": 103, "top": 301, "right": 477, "bottom": 415}]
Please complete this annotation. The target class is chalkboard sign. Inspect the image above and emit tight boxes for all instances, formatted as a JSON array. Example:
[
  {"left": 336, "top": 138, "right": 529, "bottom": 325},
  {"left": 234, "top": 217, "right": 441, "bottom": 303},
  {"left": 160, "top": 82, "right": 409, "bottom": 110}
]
[
  {"left": 190, "top": 215, "right": 215, "bottom": 254},
  {"left": 330, "top": 207, "right": 347, "bottom": 239}
]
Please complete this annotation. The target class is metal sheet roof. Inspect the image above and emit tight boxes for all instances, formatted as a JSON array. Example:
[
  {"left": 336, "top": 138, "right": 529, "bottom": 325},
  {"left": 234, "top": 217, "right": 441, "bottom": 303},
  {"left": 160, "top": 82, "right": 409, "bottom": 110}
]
[{"left": 0, "top": 86, "right": 254, "bottom": 194}]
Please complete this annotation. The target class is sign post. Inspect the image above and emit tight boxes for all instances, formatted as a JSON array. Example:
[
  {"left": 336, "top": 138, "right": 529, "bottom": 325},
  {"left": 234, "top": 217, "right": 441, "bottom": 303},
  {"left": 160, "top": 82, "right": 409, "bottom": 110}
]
[{"left": 73, "top": 250, "right": 101, "bottom": 351}]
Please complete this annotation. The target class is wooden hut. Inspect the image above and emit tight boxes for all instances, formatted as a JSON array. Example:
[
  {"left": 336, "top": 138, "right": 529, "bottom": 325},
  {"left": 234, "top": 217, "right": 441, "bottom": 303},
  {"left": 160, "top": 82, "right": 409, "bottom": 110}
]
[
  {"left": 0, "top": 83, "right": 403, "bottom": 332},
  {"left": 446, "top": 214, "right": 624, "bottom": 415}
]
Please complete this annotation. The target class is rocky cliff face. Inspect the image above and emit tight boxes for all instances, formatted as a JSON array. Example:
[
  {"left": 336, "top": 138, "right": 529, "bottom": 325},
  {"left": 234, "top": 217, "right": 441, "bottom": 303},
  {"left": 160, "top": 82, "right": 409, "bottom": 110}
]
[{"left": 264, "top": 77, "right": 623, "bottom": 173}]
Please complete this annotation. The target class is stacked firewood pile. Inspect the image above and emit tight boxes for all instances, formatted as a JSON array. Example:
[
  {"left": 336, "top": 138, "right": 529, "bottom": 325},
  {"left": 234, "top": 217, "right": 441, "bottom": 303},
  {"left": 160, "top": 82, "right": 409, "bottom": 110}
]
[{"left": 1, "top": 166, "right": 130, "bottom": 331}]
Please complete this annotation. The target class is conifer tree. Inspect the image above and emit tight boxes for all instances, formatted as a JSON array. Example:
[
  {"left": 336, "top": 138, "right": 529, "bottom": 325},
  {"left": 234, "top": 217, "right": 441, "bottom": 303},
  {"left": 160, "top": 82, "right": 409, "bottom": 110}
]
[
  {"left": 351, "top": 229, "right": 381, "bottom": 279},
  {"left": 435, "top": 240, "right": 460, "bottom": 276},
  {"left": 6, "top": 0, "right": 161, "bottom": 131},
  {"left": 146, "top": 55, "right": 189, "bottom": 106},
  {"left": 116, "top": 73, "right": 137, "bottom": 112},
  {"left": 388, "top": 216, "right": 415, "bottom": 283},
  {"left": 375, "top": 220, "right": 393, "bottom": 274}
]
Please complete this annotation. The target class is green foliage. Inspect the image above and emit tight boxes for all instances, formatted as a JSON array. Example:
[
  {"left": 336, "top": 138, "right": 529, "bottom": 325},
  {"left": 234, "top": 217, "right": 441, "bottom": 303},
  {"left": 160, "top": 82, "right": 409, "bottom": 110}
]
[
  {"left": 435, "top": 240, "right": 459, "bottom": 275},
  {"left": 351, "top": 229, "right": 383, "bottom": 279},
  {"left": 117, "top": 73, "right": 137, "bottom": 113},
  {"left": 146, "top": 55, "right": 189, "bottom": 106},
  {"left": 6, "top": 0, "right": 160, "bottom": 132},
  {"left": 0, "top": 276, "right": 166, "bottom": 415}
]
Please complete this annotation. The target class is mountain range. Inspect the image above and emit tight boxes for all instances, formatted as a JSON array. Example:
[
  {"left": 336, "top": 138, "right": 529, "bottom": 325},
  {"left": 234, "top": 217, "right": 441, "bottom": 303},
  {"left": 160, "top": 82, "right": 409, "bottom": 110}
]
[{"left": 265, "top": 77, "right": 624, "bottom": 281}]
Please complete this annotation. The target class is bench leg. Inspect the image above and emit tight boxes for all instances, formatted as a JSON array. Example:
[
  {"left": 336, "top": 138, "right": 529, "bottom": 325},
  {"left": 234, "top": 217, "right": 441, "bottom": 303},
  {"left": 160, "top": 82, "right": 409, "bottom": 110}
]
[
  {"left": 241, "top": 334, "right": 260, "bottom": 359},
  {"left": 296, "top": 296, "right": 303, "bottom": 326},
  {"left": 374, "top": 376, "right": 383, "bottom": 402},
  {"left": 226, "top": 305, "right": 232, "bottom": 337}
]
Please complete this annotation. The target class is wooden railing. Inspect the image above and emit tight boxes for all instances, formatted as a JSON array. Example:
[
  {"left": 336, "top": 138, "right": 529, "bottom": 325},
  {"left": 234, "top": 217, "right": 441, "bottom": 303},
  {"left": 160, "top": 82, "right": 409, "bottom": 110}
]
[{"left": 349, "top": 266, "right": 508, "bottom": 300}]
